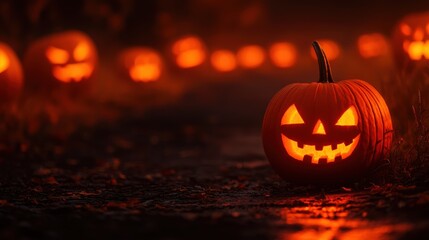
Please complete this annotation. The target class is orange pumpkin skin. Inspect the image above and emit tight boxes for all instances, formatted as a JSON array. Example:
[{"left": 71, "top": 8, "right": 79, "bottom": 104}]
[
  {"left": 392, "top": 11, "right": 429, "bottom": 72},
  {"left": 262, "top": 42, "right": 393, "bottom": 184},
  {"left": 23, "top": 30, "right": 97, "bottom": 90},
  {"left": 0, "top": 42, "right": 23, "bottom": 103}
]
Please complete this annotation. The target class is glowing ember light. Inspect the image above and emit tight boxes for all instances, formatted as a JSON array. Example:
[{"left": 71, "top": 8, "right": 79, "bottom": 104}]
[
  {"left": 357, "top": 33, "right": 389, "bottom": 58},
  {"left": 172, "top": 36, "right": 206, "bottom": 68},
  {"left": 210, "top": 50, "right": 237, "bottom": 72},
  {"left": 269, "top": 42, "right": 297, "bottom": 68},
  {"left": 236, "top": 45, "right": 265, "bottom": 68},
  {"left": 310, "top": 40, "right": 340, "bottom": 60}
]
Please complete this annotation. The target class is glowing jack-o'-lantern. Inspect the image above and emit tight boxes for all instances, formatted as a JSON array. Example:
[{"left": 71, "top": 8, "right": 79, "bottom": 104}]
[
  {"left": 393, "top": 11, "right": 429, "bottom": 70},
  {"left": 269, "top": 42, "right": 297, "bottom": 68},
  {"left": 118, "top": 47, "right": 163, "bottom": 82},
  {"left": 262, "top": 41, "right": 393, "bottom": 184},
  {"left": 236, "top": 45, "right": 265, "bottom": 68},
  {"left": 171, "top": 36, "right": 206, "bottom": 68},
  {"left": 0, "top": 42, "right": 23, "bottom": 102},
  {"left": 210, "top": 50, "right": 237, "bottom": 72},
  {"left": 357, "top": 33, "right": 390, "bottom": 58},
  {"left": 23, "top": 30, "right": 97, "bottom": 88}
]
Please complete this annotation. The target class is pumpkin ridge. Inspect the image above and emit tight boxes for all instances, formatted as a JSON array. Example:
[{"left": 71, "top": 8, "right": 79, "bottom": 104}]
[
  {"left": 342, "top": 80, "right": 381, "bottom": 166},
  {"left": 352, "top": 80, "right": 393, "bottom": 160}
]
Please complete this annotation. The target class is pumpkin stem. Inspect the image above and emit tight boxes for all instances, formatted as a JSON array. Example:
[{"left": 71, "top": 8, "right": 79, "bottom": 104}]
[{"left": 312, "top": 41, "right": 334, "bottom": 83}]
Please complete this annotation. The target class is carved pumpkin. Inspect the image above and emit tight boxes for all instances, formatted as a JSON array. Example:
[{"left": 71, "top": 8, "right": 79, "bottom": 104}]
[
  {"left": 0, "top": 42, "right": 23, "bottom": 103},
  {"left": 118, "top": 47, "right": 163, "bottom": 82},
  {"left": 171, "top": 36, "right": 206, "bottom": 68},
  {"left": 23, "top": 30, "right": 97, "bottom": 89},
  {"left": 392, "top": 11, "right": 429, "bottom": 71},
  {"left": 262, "top": 41, "right": 393, "bottom": 184}
]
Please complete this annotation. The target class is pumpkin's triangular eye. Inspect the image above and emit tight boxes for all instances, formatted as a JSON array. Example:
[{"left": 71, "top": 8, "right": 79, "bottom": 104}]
[
  {"left": 282, "top": 104, "right": 305, "bottom": 125},
  {"left": 46, "top": 47, "right": 69, "bottom": 64},
  {"left": 74, "top": 42, "right": 90, "bottom": 61},
  {"left": 336, "top": 106, "right": 358, "bottom": 126},
  {"left": 400, "top": 24, "right": 412, "bottom": 36},
  {"left": 0, "top": 49, "right": 10, "bottom": 74}
]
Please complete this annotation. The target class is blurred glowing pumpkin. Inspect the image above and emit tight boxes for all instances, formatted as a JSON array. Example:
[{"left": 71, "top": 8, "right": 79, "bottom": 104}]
[
  {"left": 210, "top": 50, "right": 237, "bottom": 72},
  {"left": 310, "top": 39, "right": 340, "bottom": 61},
  {"left": 269, "top": 42, "right": 297, "bottom": 68},
  {"left": 357, "top": 33, "right": 390, "bottom": 58},
  {"left": 118, "top": 47, "right": 162, "bottom": 82},
  {"left": 236, "top": 45, "right": 265, "bottom": 68},
  {"left": 262, "top": 41, "right": 393, "bottom": 184},
  {"left": 171, "top": 36, "right": 206, "bottom": 68},
  {"left": 0, "top": 42, "right": 23, "bottom": 102},
  {"left": 392, "top": 11, "right": 429, "bottom": 70},
  {"left": 23, "top": 30, "right": 97, "bottom": 88}
]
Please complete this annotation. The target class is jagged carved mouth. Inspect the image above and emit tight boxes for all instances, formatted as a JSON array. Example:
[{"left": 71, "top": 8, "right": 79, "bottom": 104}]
[
  {"left": 281, "top": 135, "right": 360, "bottom": 164},
  {"left": 52, "top": 63, "right": 93, "bottom": 83},
  {"left": 404, "top": 40, "right": 429, "bottom": 60}
]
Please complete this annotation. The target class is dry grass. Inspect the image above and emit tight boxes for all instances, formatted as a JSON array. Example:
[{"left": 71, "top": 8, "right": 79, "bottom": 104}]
[{"left": 379, "top": 70, "right": 429, "bottom": 184}]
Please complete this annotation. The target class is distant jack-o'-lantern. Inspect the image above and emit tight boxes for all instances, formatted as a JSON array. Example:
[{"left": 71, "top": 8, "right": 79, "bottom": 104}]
[
  {"left": 357, "top": 33, "right": 390, "bottom": 58},
  {"left": 392, "top": 11, "right": 429, "bottom": 70},
  {"left": 262, "top": 41, "right": 393, "bottom": 184},
  {"left": 310, "top": 39, "right": 340, "bottom": 61},
  {"left": 171, "top": 36, "right": 206, "bottom": 68},
  {"left": 269, "top": 42, "right": 297, "bottom": 68},
  {"left": 118, "top": 47, "right": 163, "bottom": 82},
  {"left": 210, "top": 50, "right": 237, "bottom": 72},
  {"left": 236, "top": 45, "right": 265, "bottom": 68},
  {"left": 23, "top": 30, "right": 97, "bottom": 89},
  {"left": 0, "top": 42, "right": 23, "bottom": 103}
]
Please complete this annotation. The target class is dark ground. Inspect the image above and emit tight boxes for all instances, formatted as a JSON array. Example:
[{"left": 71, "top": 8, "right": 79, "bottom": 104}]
[{"left": 1, "top": 97, "right": 429, "bottom": 240}]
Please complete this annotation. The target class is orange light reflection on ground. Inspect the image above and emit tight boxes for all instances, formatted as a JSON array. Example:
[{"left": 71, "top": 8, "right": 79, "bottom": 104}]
[{"left": 278, "top": 195, "right": 412, "bottom": 240}]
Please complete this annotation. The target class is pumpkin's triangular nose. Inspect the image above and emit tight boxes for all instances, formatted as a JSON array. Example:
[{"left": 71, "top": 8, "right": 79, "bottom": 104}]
[{"left": 312, "top": 120, "right": 326, "bottom": 135}]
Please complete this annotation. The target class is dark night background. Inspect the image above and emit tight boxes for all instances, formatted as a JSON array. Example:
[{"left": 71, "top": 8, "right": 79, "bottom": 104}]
[{"left": 0, "top": 1, "right": 429, "bottom": 240}]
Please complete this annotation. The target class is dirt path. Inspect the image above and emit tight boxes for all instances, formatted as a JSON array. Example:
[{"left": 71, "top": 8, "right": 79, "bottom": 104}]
[{"left": 0, "top": 125, "right": 428, "bottom": 240}]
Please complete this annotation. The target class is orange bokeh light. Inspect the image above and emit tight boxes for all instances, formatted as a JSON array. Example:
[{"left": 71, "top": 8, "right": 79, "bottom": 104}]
[
  {"left": 172, "top": 36, "right": 206, "bottom": 68},
  {"left": 357, "top": 33, "right": 389, "bottom": 58},
  {"left": 130, "top": 52, "right": 162, "bottom": 82},
  {"left": 210, "top": 50, "right": 237, "bottom": 72},
  {"left": 236, "top": 45, "right": 265, "bottom": 68},
  {"left": 269, "top": 42, "right": 297, "bottom": 68},
  {"left": 310, "top": 40, "right": 340, "bottom": 61}
]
